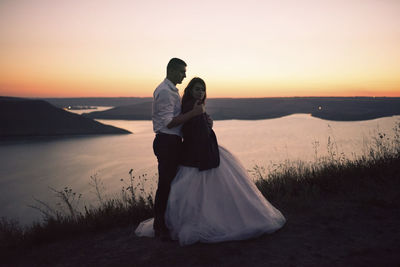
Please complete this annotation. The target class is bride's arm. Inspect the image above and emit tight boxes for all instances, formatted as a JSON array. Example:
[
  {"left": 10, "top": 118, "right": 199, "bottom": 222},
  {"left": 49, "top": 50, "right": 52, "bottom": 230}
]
[{"left": 167, "top": 101, "right": 205, "bottom": 129}]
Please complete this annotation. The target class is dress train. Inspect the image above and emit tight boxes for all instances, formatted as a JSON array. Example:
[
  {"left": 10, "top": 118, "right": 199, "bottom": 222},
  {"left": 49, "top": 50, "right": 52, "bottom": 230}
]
[{"left": 135, "top": 146, "right": 286, "bottom": 246}]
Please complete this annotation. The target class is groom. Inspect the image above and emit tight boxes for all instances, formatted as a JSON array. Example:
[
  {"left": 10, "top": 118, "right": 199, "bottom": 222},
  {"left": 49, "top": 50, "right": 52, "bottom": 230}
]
[{"left": 152, "top": 58, "right": 204, "bottom": 240}]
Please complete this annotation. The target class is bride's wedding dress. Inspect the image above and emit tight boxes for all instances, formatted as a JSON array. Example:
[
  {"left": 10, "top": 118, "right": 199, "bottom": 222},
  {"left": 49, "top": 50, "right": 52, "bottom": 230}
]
[{"left": 135, "top": 146, "right": 286, "bottom": 246}]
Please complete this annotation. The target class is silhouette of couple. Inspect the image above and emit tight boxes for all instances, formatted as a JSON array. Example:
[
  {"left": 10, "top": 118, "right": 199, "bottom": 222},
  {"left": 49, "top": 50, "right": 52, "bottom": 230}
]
[{"left": 135, "top": 58, "right": 286, "bottom": 246}]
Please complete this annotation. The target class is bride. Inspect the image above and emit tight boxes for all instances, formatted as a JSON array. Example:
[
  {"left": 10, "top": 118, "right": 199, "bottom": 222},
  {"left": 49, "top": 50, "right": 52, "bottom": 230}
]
[{"left": 135, "top": 77, "right": 286, "bottom": 246}]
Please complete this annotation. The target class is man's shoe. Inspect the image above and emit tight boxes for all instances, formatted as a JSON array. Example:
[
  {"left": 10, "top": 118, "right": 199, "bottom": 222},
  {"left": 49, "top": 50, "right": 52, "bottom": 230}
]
[{"left": 154, "top": 230, "right": 160, "bottom": 238}]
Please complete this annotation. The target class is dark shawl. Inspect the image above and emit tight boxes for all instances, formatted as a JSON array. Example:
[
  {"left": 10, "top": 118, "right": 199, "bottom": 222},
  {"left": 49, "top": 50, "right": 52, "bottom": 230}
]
[{"left": 180, "top": 98, "right": 220, "bottom": 171}]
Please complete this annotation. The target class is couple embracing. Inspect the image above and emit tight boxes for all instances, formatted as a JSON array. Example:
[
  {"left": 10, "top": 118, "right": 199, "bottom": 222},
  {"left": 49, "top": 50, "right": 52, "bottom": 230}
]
[{"left": 135, "top": 58, "right": 286, "bottom": 246}]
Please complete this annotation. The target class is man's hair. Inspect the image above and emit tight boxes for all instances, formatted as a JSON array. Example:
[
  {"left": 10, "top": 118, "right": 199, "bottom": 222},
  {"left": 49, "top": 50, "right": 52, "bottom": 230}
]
[{"left": 167, "top": 58, "right": 187, "bottom": 73}]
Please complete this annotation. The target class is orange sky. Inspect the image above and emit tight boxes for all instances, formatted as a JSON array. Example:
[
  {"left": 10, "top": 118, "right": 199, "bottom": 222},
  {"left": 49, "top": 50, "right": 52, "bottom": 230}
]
[{"left": 1, "top": 0, "right": 399, "bottom": 98}]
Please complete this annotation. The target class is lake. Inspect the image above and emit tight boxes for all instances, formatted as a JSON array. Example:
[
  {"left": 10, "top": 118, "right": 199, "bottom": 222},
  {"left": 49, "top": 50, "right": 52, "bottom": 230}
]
[{"left": 0, "top": 112, "right": 399, "bottom": 225}]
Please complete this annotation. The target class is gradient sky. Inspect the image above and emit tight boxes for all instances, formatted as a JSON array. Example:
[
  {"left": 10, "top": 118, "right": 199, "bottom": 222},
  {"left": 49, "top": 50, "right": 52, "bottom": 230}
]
[{"left": 1, "top": 0, "right": 400, "bottom": 98}]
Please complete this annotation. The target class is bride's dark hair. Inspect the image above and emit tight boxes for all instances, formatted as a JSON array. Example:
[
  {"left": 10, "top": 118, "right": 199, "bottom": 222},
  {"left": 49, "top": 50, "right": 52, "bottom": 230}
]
[{"left": 181, "top": 77, "right": 207, "bottom": 114}]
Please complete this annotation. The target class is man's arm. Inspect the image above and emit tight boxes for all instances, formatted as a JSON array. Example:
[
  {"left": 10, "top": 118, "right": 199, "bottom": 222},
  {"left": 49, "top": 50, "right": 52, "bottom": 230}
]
[{"left": 167, "top": 101, "right": 205, "bottom": 129}]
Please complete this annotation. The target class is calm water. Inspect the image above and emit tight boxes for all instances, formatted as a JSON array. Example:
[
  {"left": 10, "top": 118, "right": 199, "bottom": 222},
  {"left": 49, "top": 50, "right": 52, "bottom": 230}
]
[{"left": 0, "top": 112, "right": 399, "bottom": 224}]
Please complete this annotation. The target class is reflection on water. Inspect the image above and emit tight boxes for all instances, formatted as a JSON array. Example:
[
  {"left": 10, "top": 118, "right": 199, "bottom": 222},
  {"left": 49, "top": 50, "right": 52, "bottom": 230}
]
[
  {"left": 0, "top": 114, "right": 399, "bottom": 225},
  {"left": 65, "top": 106, "right": 113, "bottom": 115}
]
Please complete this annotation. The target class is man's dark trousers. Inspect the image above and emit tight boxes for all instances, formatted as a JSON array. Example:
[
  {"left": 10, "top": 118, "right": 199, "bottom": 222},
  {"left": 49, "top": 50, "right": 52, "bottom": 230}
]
[{"left": 153, "top": 132, "right": 182, "bottom": 235}]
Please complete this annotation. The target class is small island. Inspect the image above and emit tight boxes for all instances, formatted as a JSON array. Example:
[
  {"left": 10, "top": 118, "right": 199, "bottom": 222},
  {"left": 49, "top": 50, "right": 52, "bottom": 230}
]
[{"left": 0, "top": 97, "right": 131, "bottom": 139}]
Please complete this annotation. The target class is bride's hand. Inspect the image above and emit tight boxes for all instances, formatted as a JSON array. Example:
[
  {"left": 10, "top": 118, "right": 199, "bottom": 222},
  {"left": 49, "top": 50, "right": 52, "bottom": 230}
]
[{"left": 192, "top": 100, "right": 205, "bottom": 116}]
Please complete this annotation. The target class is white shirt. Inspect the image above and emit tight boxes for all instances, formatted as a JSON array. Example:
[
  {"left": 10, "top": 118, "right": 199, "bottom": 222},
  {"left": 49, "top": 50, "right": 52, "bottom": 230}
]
[{"left": 152, "top": 78, "right": 182, "bottom": 137}]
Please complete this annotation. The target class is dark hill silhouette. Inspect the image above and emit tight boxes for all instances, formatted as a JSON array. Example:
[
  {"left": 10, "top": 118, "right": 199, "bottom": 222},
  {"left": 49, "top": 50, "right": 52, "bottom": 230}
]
[
  {"left": 44, "top": 97, "right": 152, "bottom": 108},
  {"left": 85, "top": 101, "right": 153, "bottom": 120},
  {"left": 82, "top": 97, "right": 400, "bottom": 121},
  {"left": 0, "top": 97, "right": 131, "bottom": 138}
]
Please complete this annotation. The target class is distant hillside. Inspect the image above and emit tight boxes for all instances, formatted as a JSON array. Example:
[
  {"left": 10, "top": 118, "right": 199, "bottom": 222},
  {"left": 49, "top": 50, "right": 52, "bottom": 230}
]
[
  {"left": 43, "top": 97, "right": 152, "bottom": 108},
  {"left": 83, "top": 97, "right": 400, "bottom": 121},
  {"left": 85, "top": 101, "right": 153, "bottom": 120},
  {"left": 0, "top": 97, "right": 131, "bottom": 138}
]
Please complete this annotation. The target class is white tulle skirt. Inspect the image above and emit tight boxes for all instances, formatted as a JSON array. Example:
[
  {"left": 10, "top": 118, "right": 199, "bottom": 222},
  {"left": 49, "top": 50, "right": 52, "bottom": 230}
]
[{"left": 135, "top": 146, "right": 286, "bottom": 246}]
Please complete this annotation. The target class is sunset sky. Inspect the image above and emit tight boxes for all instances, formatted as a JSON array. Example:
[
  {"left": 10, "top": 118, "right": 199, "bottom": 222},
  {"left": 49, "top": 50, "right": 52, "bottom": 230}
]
[{"left": 1, "top": 0, "right": 399, "bottom": 98}]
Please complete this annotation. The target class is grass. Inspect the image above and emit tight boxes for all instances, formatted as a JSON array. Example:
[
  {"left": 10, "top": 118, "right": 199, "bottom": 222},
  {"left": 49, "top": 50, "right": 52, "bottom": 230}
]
[
  {"left": 253, "top": 122, "right": 400, "bottom": 208},
  {"left": 0, "top": 170, "right": 154, "bottom": 251},
  {"left": 1, "top": 120, "right": 399, "bottom": 252}
]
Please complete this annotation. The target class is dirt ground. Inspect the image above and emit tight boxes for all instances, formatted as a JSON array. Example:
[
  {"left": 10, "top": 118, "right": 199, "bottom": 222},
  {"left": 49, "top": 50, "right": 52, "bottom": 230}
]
[{"left": 3, "top": 190, "right": 400, "bottom": 267}]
